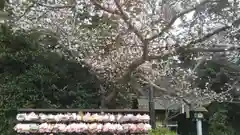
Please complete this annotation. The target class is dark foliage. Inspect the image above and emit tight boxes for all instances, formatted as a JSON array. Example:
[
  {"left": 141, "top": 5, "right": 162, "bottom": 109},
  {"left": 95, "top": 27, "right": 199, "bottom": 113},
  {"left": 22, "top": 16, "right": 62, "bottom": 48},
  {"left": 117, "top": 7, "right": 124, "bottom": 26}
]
[{"left": 0, "top": 25, "right": 101, "bottom": 134}]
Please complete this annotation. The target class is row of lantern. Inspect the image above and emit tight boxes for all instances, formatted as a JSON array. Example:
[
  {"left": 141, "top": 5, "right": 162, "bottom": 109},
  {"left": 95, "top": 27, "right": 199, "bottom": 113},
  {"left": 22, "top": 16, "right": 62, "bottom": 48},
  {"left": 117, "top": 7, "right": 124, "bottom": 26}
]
[
  {"left": 16, "top": 112, "right": 150, "bottom": 122},
  {"left": 14, "top": 123, "right": 151, "bottom": 133}
]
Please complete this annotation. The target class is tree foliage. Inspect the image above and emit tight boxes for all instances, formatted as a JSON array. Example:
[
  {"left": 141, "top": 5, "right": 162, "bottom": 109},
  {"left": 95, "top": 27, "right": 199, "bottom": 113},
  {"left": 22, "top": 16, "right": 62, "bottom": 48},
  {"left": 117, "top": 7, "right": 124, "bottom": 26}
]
[
  {"left": 208, "top": 102, "right": 235, "bottom": 135},
  {"left": 2, "top": 0, "right": 240, "bottom": 134},
  {"left": 6, "top": 0, "right": 240, "bottom": 108},
  {"left": 0, "top": 25, "right": 101, "bottom": 134}
]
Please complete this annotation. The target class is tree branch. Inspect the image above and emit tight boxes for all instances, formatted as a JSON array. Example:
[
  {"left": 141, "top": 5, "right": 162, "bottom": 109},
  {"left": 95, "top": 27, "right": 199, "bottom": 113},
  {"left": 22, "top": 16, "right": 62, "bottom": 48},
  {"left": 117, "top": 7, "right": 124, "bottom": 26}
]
[
  {"left": 139, "top": 75, "right": 191, "bottom": 106},
  {"left": 90, "top": 0, "right": 240, "bottom": 106},
  {"left": 35, "top": 2, "right": 75, "bottom": 8},
  {"left": 90, "top": 0, "right": 120, "bottom": 14},
  {"left": 15, "top": 3, "right": 35, "bottom": 21},
  {"left": 119, "top": 52, "right": 172, "bottom": 83},
  {"left": 92, "top": 0, "right": 149, "bottom": 60},
  {"left": 138, "top": 76, "right": 189, "bottom": 107},
  {"left": 119, "top": 57, "right": 145, "bottom": 82},
  {"left": 186, "top": 17, "right": 240, "bottom": 46},
  {"left": 176, "top": 16, "right": 240, "bottom": 54},
  {"left": 146, "top": 0, "right": 211, "bottom": 41},
  {"left": 114, "top": 0, "right": 145, "bottom": 42},
  {"left": 186, "top": 45, "right": 240, "bottom": 52},
  {"left": 192, "top": 56, "right": 207, "bottom": 72},
  {"left": 113, "top": 0, "right": 149, "bottom": 60}
]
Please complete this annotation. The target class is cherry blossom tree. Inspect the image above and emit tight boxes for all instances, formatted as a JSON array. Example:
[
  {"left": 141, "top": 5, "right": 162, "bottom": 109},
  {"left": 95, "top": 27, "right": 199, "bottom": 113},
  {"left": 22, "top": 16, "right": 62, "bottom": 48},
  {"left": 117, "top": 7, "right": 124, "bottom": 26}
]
[{"left": 5, "top": 0, "right": 240, "bottom": 108}]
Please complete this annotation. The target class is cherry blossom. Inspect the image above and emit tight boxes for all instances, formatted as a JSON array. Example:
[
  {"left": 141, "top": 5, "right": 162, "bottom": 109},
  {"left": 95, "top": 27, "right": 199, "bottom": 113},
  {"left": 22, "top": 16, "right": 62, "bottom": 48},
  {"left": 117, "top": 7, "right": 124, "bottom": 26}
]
[{"left": 6, "top": 0, "right": 240, "bottom": 107}]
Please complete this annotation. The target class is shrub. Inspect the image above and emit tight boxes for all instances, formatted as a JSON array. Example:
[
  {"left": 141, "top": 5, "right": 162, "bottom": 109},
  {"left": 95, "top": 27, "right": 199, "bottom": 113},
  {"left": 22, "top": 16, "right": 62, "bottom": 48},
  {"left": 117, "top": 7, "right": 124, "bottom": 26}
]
[{"left": 149, "top": 127, "right": 176, "bottom": 135}]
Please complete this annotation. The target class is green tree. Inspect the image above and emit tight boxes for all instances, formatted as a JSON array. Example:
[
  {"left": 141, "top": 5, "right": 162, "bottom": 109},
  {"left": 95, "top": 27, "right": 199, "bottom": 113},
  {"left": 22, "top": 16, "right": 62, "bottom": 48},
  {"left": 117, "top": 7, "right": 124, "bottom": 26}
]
[
  {"left": 208, "top": 103, "right": 235, "bottom": 135},
  {"left": 0, "top": 25, "right": 101, "bottom": 134}
]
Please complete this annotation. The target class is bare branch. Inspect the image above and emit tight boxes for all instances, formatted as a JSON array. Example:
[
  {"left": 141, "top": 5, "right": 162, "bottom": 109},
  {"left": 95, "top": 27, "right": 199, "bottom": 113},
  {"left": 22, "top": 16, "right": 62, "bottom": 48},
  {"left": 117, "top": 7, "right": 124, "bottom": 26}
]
[{"left": 146, "top": 0, "right": 212, "bottom": 41}]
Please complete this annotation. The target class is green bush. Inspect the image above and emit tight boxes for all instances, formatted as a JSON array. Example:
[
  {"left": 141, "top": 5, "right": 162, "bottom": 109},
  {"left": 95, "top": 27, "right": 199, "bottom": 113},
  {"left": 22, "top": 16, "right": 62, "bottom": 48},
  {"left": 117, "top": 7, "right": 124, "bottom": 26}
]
[{"left": 149, "top": 127, "right": 176, "bottom": 135}]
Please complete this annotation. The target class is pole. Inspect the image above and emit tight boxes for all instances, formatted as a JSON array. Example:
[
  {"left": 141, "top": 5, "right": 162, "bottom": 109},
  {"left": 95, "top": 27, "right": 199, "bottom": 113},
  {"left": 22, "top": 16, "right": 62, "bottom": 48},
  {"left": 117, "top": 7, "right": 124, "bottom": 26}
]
[
  {"left": 196, "top": 118, "right": 203, "bottom": 135},
  {"left": 149, "top": 86, "right": 156, "bottom": 129}
]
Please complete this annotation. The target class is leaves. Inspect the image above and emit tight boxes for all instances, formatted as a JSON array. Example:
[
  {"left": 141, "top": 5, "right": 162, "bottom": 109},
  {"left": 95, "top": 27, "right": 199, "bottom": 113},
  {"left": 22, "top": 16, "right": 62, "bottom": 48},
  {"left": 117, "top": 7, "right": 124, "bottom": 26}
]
[
  {"left": 149, "top": 127, "right": 176, "bottom": 135},
  {"left": 0, "top": 26, "right": 101, "bottom": 135},
  {"left": 4, "top": 0, "right": 240, "bottom": 114},
  {"left": 209, "top": 109, "right": 235, "bottom": 135}
]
